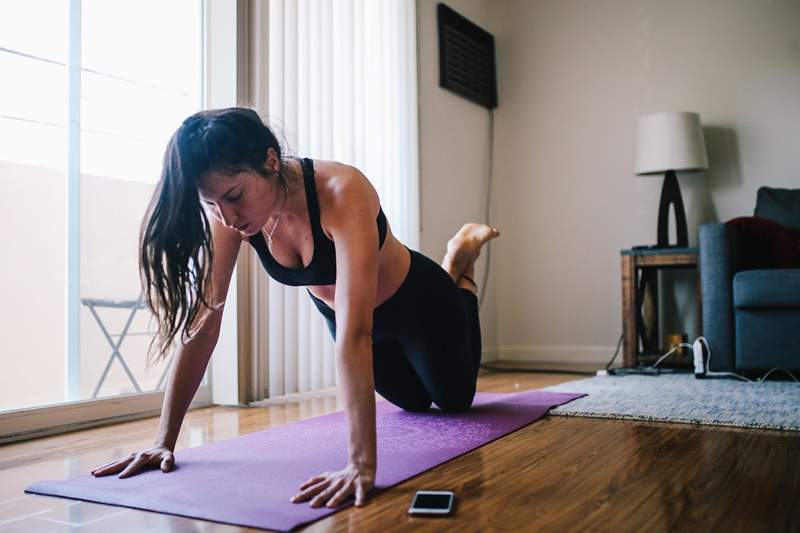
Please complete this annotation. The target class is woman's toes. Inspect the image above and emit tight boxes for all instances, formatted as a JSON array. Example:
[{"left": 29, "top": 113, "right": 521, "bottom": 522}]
[{"left": 443, "top": 224, "right": 500, "bottom": 280}]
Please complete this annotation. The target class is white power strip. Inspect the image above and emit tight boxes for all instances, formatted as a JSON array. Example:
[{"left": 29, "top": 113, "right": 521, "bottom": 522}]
[
  {"left": 692, "top": 336, "right": 754, "bottom": 381},
  {"left": 693, "top": 337, "right": 708, "bottom": 377}
]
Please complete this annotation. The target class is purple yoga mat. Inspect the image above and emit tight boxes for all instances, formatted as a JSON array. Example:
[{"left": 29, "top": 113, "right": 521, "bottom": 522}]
[{"left": 26, "top": 389, "right": 583, "bottom": 531}]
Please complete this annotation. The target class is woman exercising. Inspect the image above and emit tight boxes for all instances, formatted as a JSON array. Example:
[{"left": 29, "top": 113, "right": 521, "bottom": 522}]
[{"left": 90, "top": 107, "right": 500, "bottom": 509}]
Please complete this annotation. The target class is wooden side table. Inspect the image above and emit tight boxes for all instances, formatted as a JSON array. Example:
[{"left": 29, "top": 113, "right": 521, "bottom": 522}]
[{"left": 620, "top": 247, "right": 701, "bottom": 368}]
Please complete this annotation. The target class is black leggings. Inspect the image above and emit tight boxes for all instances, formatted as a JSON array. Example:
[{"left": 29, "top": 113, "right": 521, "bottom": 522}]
[{"left": 308, "top": 246, "right": 482, "bottom": 413}]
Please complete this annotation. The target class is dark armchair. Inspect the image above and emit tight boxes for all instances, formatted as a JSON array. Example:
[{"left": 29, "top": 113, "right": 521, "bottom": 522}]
[{"left": 699, "top": 187, "right": 800, "bottom": 373}]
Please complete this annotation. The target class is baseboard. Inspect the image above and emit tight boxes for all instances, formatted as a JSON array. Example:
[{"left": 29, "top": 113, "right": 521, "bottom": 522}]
[
  {"left": 482, "top": 347, "right": 501, "bottom": 362},
  {"left": 249, "top": 386, "right": 340, "bottom": 406},
  {"left": 483, "top": 344, "right": 615, "bottom": 364},
  {"left": 249, "top": 388, "right": 393, "bottom": 406}
]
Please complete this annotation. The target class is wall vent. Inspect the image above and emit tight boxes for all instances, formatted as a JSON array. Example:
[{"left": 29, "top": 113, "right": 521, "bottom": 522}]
[{"left": 437, "top": 3, "right": 498, "bottom": 109}]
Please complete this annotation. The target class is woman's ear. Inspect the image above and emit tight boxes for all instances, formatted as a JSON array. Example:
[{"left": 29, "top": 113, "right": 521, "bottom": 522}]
[{"left": 266, "top": 148, "right": 280, "bottom": 174}]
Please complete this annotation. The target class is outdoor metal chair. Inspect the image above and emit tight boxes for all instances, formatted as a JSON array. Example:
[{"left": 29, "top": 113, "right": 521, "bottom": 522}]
[{"left": 81, "top": 290, "right": 174, "bottom": 399}]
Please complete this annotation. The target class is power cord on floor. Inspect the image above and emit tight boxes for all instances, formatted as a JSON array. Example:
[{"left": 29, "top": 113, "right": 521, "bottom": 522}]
[
  {"left": 652, "top": 342, "right": 695, "bottom": 369},
  {"left": 602, "top": 333, "right": 700, "bottom": 376},
  {"left": 691, "top": 336, "right": 799, "bottom": 385},
  {"left": 598, "top": 333, "right": 667, "bottom": 376},
  {"left": 600, "top": 332, "right": 799, "bottom": 384},
  {"left": 753, "top": 367, "right": 800, "bottom": 383},
  {"left": 602, "top": 333, "right": 624, "bottom": 373}
]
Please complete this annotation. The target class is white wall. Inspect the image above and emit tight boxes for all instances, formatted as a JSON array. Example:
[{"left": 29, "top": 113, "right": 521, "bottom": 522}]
[
  {"left": 417, "top": 0, "right": 501, "bottom": 357},
  {"left": 419, "top": 0, "right": 800, "bottom": 363}
]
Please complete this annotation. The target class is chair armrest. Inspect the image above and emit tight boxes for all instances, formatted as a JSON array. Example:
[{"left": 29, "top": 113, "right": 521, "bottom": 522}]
[{"left": 699, "top": 223, "right": 742, "bottom": 371}]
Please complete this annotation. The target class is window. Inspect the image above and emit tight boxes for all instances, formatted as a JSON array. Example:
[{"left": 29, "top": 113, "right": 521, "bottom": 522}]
[{"left": 0, "top": 0, "right": 211, "bottom": 438}]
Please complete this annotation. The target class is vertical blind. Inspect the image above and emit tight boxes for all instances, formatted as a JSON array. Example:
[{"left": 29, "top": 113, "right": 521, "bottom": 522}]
[{"left": 266, "top": 0, "right": 419, "bottom": 397}]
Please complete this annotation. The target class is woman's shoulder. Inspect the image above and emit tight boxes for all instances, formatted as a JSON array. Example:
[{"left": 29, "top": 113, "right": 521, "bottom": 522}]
[
  {"left": 311, "top": 159, "right": 367, "bottom": 187},
  {"left": 312, "top": 159, "right": 380, "bottom": 216}
]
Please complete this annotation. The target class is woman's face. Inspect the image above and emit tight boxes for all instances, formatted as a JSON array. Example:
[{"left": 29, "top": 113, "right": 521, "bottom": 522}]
[{"left": 196, "top": 149, "right": 282, "bottom": 236}]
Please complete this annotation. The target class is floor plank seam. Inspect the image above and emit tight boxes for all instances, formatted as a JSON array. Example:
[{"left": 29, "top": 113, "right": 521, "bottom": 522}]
[{"left": 0, "top": 509, "right": 52, "bottom": 527}]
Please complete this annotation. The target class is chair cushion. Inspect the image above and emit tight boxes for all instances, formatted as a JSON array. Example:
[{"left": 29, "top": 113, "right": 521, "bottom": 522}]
[
  {"left": 726, "top": 216, "right": 800, "bottom": 269},
  {"left": 733, "top": 269, "right": 800, "bottom": 308},
  {"left": 755, "top": 186, "right": 800, "bottom": 233}
]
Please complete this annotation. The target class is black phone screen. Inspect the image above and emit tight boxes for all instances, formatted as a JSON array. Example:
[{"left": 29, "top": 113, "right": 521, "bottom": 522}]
[{"left": 413, "top": 493, "right": 451, "bottom": 509}]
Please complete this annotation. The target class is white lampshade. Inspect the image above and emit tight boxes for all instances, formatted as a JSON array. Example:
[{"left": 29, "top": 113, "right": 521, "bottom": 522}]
[{"left": 635, "top": 111, "right": 709, "bottom": 175}]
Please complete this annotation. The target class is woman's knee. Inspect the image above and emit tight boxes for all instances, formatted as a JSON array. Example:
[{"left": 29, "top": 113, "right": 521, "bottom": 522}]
[
  {"left": 383, "top": 393, "right": 431, "bottom": 413},
  {"left": 435, "top": 390, "right": 475, "bottom": 413},
  {"left": 401, "top": 398, "right": 433, "bottom": 413},
  {"left": 376, "top": 383, "right": 432, "bottom": 413}
]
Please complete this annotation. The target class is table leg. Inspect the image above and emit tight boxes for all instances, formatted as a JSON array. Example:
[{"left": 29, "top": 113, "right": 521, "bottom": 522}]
[
  {"left": 696, "top": 270, "right": 703, "bottom": 336},
  {"left": 621, "top": 254, "right": 637, "bottom": 368},
  {"left": 640, "top": 269, "right": 659, "bottom": 355}
]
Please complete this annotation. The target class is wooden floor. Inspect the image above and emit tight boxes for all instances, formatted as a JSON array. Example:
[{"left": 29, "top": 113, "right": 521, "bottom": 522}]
[{"left": 1, "top": 369, "right": 798, "bottom": 532}]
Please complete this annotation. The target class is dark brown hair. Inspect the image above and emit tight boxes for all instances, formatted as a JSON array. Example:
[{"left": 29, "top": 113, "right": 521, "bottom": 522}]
[{"left": 140, "top": 108, "right": 289, "bottom": 364}]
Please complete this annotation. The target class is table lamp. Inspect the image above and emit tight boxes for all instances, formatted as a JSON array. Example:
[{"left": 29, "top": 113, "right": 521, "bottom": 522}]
[{"left": 635, "top": 111, "right": 709, "bottom": 248}]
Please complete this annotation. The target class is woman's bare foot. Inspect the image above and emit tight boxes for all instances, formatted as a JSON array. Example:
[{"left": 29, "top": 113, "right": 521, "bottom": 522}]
[{"left": 442, "top": 223, "right": 500, "bottom": 282}]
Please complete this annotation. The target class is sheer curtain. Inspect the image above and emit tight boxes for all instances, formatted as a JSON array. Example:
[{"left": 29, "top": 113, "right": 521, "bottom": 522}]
[{"left": 265, "top": 0, "right": 419, "bottom": 397}]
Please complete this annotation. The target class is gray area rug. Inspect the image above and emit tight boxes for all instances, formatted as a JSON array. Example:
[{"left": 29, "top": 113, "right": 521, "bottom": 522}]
[{"left": 543, "top": 373, "right": 800, "bottom": 431}]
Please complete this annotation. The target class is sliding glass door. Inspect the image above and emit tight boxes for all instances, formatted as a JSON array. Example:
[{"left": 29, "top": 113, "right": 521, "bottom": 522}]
[{"left": 0, "top": 0, "right": 208, "bottom": 422}]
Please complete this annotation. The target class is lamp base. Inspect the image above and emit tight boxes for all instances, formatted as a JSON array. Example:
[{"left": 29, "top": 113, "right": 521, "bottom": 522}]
[{"left": 657, "top": 170, "right": 688, "bottom": 248}]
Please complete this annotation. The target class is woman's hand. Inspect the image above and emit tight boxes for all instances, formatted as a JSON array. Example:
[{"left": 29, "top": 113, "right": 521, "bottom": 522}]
[
  {"left": 291, "top": 463, "right": 375, "bottom": 508},
  {"left": 90, "top": 444, "right": 175, "bottom": 479}
]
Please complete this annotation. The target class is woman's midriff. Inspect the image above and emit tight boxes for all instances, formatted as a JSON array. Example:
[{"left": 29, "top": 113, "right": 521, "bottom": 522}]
[{"left": 307, "top": 231, "right": 411, "bottom": 311}]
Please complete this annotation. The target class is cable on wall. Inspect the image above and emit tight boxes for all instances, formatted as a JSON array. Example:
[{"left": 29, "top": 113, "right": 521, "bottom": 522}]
[{"left": 478, "top": 108, "right": 495, "bottom": 310}]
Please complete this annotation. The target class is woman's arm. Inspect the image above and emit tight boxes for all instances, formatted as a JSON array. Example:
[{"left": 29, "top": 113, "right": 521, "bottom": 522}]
[
  {"left": 153, "top": 308, "right": 224, "bottom": 451},
  {"left": 156, "top": 216, "right": 242, "bottom": 450},
  {"left": 292, "top": 167, "right": 380, "bottom": 508},
  {"left": 332, "top": 177, "right": 380, "bottom": 475},
  {"left": 92, "top": 321, "right": 223, "bottom": 478},
  {"left": 92, "top": 217, "right": 241, "bottom": 478}
]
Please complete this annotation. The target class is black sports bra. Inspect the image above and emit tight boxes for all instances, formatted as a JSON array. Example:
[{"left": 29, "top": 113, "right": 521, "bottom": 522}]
[{"left": 248, "top": 158, "right": 388, "bottom": 286}]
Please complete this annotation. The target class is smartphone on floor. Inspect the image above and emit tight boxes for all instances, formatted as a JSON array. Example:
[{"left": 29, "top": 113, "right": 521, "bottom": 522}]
[{"left": 408, "top": 490, "right": 455, "bottom": 515}]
